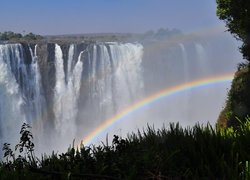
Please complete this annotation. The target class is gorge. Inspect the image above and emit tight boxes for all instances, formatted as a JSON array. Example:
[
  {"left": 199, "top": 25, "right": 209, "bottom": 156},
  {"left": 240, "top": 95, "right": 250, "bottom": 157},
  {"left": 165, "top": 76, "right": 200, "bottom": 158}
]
[{"left": 0, "top": 32, "right": 241, "bottom": 154}]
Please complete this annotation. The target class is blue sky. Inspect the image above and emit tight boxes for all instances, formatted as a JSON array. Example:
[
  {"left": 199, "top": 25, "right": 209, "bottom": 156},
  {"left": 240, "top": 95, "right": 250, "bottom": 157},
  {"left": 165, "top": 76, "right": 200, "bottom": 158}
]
[{"left": 0, "top": 0, "right": 224, "bottom": 35}]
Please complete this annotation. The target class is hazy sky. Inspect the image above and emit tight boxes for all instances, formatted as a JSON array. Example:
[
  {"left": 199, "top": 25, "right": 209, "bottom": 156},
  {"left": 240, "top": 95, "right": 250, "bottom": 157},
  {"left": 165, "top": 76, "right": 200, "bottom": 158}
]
[{"left": 0, "top": 0, "right": 224, "bottom": 35}]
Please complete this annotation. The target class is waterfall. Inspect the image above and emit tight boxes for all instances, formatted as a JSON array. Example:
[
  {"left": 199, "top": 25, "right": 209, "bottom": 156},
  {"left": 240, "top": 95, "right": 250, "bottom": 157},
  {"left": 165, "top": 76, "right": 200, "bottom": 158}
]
[
  {"left": 179, "top": 43, "right": 189, "bottom": 82},
  {"left": 54, "top": 44, "right": 67, "bottom": 133},
  {"left": 53, "top": 44, "right": 83, "bottom": 150},
  {"left": 0, "top": 37, "right": 240, "bottom": 153},
  {"left": 0, "top": 41, "right": 143, "bottom": 153},
  {"left": 178, "top": 43, "right": 190, "bottom": 121},
  {"left": 0, "top": 43, "right": 47, "bottom": 151},
  {"left": 67, "top": 44, "right": 74, "bottom": 82},
  {"left": 28, "top": 45, "right": 45, "bottom": 131},
  {"left": 77, "top": 43, "right": 144, "bottom": 127},
  {"left": 49, "top": 42, "right": 144, "bottom": 150},
  {"left": 195, "top": 43, "right": 209, "bottom": 76},
  {"left": 0, "top": 44, "right": 26, "bottom": 147}
]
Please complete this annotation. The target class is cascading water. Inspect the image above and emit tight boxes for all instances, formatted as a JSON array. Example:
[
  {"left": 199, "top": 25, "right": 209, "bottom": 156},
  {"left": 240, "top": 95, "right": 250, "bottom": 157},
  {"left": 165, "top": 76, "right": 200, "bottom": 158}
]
[
  {"left": 53, "top": 44, "right": 83, "bottom": 150},
  {"left": 195, "top": 43, "right": 210, "bottom": 77},
  {"left": 0, "top": 33, "right": 241, "bottom": 154},
  {"left": 178, "top": 43, "right": 190, "bottom": 121},
  {"left": 0, "top": 44, "right": 25, "bottom": 147},
  {"left": 76, "top": 43, "right": 144, "bottom": 139},
  {"left": 179, "top": 43, "right": 189, "bottom": 82},
  {"left": 0, "top": 42, "right": 144, "bottom": 154},
  {"left": 0, "top": 43, "right": 47, "bottom": 152}
]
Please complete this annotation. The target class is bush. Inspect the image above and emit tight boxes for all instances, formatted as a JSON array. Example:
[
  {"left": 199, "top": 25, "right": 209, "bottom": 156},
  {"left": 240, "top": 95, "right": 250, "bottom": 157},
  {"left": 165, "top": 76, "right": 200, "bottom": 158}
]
[{"left": 1, "top": 120, "right": 250, "bottom": 179}]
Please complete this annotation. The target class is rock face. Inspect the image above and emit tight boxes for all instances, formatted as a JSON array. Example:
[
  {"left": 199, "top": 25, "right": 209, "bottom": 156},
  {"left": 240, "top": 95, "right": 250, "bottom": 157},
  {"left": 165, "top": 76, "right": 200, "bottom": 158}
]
[{"left": 36, "top": 43, "right": 56, "bottom": 132}]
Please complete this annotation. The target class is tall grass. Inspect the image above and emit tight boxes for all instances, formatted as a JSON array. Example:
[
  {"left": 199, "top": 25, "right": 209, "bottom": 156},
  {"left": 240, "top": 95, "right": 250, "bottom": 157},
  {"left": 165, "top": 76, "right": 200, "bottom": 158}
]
[{"left": 1, "top": 118, "right": 250, "bottom": 179}]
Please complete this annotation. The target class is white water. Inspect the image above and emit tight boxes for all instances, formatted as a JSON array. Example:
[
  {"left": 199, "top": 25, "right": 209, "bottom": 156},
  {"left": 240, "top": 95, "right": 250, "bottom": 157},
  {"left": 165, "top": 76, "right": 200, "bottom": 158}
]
[
  {"left": 110, "top": 43, "right": 144, "bottom": 107},
  {"left": 0, "top": 44, "right": 26, "bottom": 147},
  {"left": 0, "top": 44, "right": 47, "bottom": 153},
  {"left": 0, "top": 38, "right": 240, "bottom": 154},
  {"left": 53, "top": 44, "right": 83, "bottom": 150},
  {"left": 67, "top": 44, "right": 74, "bottom": 82},
  {"left": 179, "top": 43, "right": 189, "bottom": 82},
  {"left": 195, "top": 43, "right": 209, "bottom": 77},
  {"left": 76, "top": 43, "right": 144, "bottom": 139},
  {"left": 48, "top": 42, "right": 144, "bottom": 150},
  {"left": 28, "top": 45, "right": 45, "bottom": 137}
]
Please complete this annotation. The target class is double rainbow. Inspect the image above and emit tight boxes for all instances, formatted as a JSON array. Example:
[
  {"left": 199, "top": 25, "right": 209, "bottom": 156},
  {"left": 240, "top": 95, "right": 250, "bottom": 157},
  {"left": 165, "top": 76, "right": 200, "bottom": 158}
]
[{"left": 82, "top": 73, "right": 234, "bottom": 145}]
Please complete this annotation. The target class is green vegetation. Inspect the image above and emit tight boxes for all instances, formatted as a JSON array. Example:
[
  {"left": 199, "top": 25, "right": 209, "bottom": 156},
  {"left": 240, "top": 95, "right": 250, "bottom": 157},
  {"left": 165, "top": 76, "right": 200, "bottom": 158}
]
[
  {"left": 216, "top": 1, "right": 250, "bottom": 127},
  {"left": 0, "top": 31, "right": 43, "bottom": 41},
  {"left": 217, "top": 64, "right": 250, "bottom": 128},
  {"left": 216, "top": 0, "right": 250, "bottom": 61},
  {"left": 1, "top": 121, "right": 250, "bottom": 179}
]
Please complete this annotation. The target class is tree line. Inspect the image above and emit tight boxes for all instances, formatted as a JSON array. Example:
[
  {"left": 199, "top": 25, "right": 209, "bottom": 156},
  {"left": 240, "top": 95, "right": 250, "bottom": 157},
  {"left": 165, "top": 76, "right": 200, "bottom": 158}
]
[{"left": 0, "top": 31, "right": 43, "bottom": 41}]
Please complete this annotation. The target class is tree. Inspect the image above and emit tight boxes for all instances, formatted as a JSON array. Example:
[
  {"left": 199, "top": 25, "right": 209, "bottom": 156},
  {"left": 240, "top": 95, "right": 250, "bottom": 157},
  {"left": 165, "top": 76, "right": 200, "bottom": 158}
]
[
  {"left": 216, "top": 0, "right": 250, "bottom": 61},
  {"left": 24, "top": 32, "right": 37, "bottom": 40},
  {"left": 216, "top": 1, "right": 250, "bottom": 128},
  {"left": 0, "top": 31, "right": 43, "bottom": 41}
]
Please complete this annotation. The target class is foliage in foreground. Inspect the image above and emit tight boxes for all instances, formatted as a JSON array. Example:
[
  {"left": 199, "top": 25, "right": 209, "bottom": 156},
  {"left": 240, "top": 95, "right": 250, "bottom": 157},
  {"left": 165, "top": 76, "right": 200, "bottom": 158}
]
[{"left": 1, "top": 120, "right": 250, "bottom": 179}]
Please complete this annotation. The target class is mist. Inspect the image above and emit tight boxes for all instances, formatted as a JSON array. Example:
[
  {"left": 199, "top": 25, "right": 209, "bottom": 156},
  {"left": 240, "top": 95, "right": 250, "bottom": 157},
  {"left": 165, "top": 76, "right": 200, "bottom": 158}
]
[{"left": 71, "top": 29, "right": 242, "bottom": 147}]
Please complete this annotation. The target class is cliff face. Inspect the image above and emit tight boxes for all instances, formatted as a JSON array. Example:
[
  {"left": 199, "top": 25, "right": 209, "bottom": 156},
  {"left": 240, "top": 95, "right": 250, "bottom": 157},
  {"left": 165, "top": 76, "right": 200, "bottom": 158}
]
[
  {"left": 0, "top": 42, "right": 144, "bottom": 153},
  {"left": 36, "top": 43, "right": 56, "bottom": 131},
  {"left": 35, "top": 43, "right": 89, "bottom": 131}
]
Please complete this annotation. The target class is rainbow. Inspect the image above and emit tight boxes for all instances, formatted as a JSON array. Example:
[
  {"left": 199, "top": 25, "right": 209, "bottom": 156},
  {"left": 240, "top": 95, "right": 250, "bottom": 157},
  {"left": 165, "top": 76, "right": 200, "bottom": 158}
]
[{"left": 81, "top": 73, "right": 234, "bottom": 145}]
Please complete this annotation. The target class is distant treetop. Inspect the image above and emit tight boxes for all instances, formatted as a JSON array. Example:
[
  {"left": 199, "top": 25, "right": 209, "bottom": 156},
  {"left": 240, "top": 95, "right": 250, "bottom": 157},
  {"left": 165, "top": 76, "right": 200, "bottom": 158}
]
[
  {"left": 0, "top": 31, "right": 43, "bottom": 41},
  {"left": 143, "top": 28, "right": 182, "bottom": 40}
]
